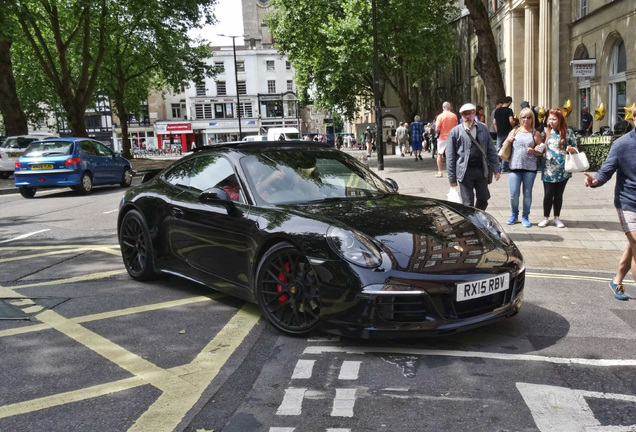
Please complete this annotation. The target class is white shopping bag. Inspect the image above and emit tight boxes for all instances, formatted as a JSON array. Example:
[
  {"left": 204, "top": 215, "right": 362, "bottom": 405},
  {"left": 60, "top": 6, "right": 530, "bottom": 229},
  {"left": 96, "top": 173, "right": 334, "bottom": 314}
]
[{"left": 446, "top": 186, "right": 461, "bottom": 203}]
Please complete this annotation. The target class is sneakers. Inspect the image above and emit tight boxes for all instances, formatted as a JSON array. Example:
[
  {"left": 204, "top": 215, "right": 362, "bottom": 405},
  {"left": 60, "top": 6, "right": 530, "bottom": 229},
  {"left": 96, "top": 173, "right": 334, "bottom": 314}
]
[
  {"left": 419, "top": 155, "right": 423, "bottom": 160},
  {"left": 435, "top": 172, "right": 443, "bottom": 178},
  {"left": 554, "top": 217, "right": 565, "bottom": 228},
  {"left": 507, "top": 215, "right": 517, "bottom": 225},
  {"left": 538, "top": 217, "right": 549, "bottom": 228},
  {"left": 521, "top": 217, "right": 532, "bottom": 227},
  {"left": 401, "top": 153, "right": 405, "bottom": 157},
  {"left": 609, "top": 280, "right": 629, "bottom": 301}
]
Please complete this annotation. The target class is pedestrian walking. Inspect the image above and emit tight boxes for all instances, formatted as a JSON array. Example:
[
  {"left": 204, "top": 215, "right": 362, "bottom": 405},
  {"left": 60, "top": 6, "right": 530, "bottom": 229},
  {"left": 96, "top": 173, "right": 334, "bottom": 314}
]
[
  {"left": 409, "top": 116, "right": 425, "bottom": 161},
  {"left": 583, "top": 111, "right": 636, "bottom": 300},
  {"left": 447, "top": 103, "right": 501, "bottom": 210},
  {"left": 504, "top": 107, "right": 543, "bottom": 227},
  {"left": 537, "top": 108, "right": 579, "bottom": 228},
  {"left": 435, "top": 102, "right": 458, "bottom": 177},
  {"left": 364, "top": 126, "right": 374, "bottom": 158},
  {"left": 494, "top": 96, "right": 515, "bottom": 172},
  {"left": 395, "top": 122, "right": 409, "bottom": 156}
]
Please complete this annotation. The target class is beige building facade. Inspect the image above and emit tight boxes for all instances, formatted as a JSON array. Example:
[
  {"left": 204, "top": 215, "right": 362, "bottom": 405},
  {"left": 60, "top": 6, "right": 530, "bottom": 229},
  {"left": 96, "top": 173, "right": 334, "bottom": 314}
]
[{"left": 471, "top": 0, "right": 635, "bottom": 132}]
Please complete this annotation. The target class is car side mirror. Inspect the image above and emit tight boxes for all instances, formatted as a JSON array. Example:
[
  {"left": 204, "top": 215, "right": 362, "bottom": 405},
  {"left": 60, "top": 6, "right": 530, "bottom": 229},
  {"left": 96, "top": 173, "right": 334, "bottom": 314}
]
[
  {"left": 384, "top": 177, "right": 399, "bottom": 192},
  {"left": 200, "top": 187, "right": 231, "bottom": 203}
]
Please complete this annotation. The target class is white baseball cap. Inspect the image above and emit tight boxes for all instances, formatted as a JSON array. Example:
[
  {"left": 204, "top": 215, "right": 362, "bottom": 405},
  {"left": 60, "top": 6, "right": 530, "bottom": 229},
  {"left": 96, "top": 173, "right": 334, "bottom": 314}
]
[{"left": 459, "top": 103, "right": 476, "bottom": 113}]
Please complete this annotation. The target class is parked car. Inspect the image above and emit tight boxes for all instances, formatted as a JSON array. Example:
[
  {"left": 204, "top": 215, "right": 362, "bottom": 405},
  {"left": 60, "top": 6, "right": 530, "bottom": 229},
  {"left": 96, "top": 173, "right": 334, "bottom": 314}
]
[
  {"left": 14, "top": 137, "right": 133, "bottom": 198},
  {"left": 0, "top": 133, "right": 58, "bottom": 179},
  {"left": 117, "top": 140, "right": 524, "bottom": 338}
]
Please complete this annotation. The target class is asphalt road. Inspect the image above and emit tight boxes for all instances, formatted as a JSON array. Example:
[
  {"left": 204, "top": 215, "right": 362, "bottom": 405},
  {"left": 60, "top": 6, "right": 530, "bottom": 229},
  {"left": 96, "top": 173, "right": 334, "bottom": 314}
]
[{"left": 1, "top": 184, "right": 635, "bottom": 431}]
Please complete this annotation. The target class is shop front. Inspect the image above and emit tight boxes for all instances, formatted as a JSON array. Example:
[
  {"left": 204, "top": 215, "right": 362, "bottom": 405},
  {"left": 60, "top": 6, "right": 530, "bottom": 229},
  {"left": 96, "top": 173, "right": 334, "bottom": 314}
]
[{"left": 154, "top": 122, "right": 195, "bottom": 152}]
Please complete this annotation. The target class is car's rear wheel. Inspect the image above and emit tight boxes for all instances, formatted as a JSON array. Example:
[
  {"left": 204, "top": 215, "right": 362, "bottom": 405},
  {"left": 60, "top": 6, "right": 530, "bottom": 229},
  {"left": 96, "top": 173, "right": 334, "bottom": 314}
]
[
  {"left": 19, "top": 186, "right": 36, "bottom": 198},
  {"left": 255, "top": 242, "right": 321, "bottom": 336},
  {"left": 120, "top": 168, "right": 133, "bottom": 187},
  {"left": 78, "top": 172, "right": 93, "bottom": 194},
  {"left": 119, "top": 209, "right": 157, "bottom": 281}
]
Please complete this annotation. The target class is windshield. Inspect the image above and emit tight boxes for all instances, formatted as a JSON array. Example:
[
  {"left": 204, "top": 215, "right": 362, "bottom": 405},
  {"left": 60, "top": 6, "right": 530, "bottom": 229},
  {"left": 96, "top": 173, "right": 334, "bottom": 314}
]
[
  {"left": 23, "top": 141, "right": 74, "bottom": 157},
  {"left": 2, "top": 137, "right": 39, "bottom": 150},
  {"left": 241, "top": 149, "right": 393, "bottom": 205}
]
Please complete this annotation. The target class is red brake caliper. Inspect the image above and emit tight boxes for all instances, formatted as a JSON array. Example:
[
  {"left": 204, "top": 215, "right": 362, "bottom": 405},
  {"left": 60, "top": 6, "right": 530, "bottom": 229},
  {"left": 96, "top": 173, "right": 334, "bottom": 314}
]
[{"left": 277, "top": 262, "right": 291, "bottom": 304}]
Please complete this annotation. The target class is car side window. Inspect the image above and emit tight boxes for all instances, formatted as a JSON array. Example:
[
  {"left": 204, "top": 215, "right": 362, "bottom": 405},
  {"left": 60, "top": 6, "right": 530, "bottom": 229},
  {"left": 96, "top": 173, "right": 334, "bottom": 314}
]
[
  {"left": 189, "top": 155, "right": 243, "bottom": 203},
  {"left": 79, "top": 141, "right": 97, "bottom": 156},
  {"left": 94, "top": 142, "right": 114, "bottom": 157},
  {"left": 162, "top": 160, "right": 193, "bottom": 188}
]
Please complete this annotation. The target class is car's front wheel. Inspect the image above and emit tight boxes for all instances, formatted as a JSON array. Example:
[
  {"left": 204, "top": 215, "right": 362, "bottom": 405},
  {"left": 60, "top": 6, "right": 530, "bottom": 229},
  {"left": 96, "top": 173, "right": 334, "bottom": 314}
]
[
  {"left": 19, "top": 186, "right": 36, "bottom": 198},
  {"left": 78, "top": 172, "right": 93, "bottom": 194},
  {"left": 120, "top": 168, "right": 133, "bottom": 187},
  {"left": 255, "top": 242, "right": 321, "bottom": 336},
  {"left": 119, "top": 209, "right": 157, "bottom": 281}
]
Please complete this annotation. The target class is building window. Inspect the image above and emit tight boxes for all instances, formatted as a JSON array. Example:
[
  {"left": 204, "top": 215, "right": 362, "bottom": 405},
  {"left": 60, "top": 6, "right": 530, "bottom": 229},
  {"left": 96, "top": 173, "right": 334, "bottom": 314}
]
[
  {"left": 196, "top": 82, "right": 206, "bottom": 96},
  {"left": 216, "top": 81, "right": 226, "bottom": 96},
  {"left": 236, "top": 61, "right": 245, "bottom": 72},
  {"left": 577, "top": 0, "right": 588, "bottom": 19},
  {"left": 238, "top": 103, "right": 253, "bottom": 118},
  {"left": 286, "top": 80, "right": 293, "bottom": 92},
  {"left": 214, "top": 103, "right": 233, "bottom": 119},
  {"left": 496, "top": 26, "right": 503, "bottom": 61},
  {"left": 215, "top": 61, "right": 225, "bottom": 73},
  {"left": 609, "top": 39, "right": 627, "bottom": 131},
  {"left": 262, "top": 100, "right": 283, "bottom": 118},
  {"left": 266, "top": 60, "right": 275, "bottom": 71},
  {"left": 285, "top": 100, "right": 297, "bottom": 118},
  {"left": 238, "top": 81, "right": 247, "bottom": 95},
  {"left": 268, "top": 80, "right": 276, "bottom": 93},
  {"left": 286, "top": 61, "right": 291, "bottom": 70},
  {"left": 195, "top": 104, "right": 214, "bottom": 119},
  {"left": 171, "top": 103, "right": 181, "bottom": 118}
]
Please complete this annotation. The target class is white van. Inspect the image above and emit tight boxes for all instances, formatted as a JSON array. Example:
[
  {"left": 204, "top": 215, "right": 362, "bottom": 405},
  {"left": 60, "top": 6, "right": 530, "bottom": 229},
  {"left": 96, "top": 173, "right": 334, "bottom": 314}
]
[
  {"left": 267, "top": 127, "right": 301, "bottom": 141},
  {"left": 242, "top": 135, "right": 267, "bottom": 142}
]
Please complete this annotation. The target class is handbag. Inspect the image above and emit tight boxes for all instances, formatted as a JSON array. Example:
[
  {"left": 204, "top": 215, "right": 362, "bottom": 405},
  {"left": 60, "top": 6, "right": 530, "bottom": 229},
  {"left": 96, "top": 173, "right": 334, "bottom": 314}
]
[
  {"left": 497, "top": 127, "right": 518, "bottom": 162},
  {"left": 564, "top": 149, "right": 589, "bottom": 173}
]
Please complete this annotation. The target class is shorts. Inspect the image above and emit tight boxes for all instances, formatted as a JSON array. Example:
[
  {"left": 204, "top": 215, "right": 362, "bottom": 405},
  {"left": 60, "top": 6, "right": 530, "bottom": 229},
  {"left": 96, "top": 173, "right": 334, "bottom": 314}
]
[
  {"left": 617, "top": 208, "right": 636, "bottom": 233},
  {"left": 437, "top": 139, "right": 449, "bottom": 154}
]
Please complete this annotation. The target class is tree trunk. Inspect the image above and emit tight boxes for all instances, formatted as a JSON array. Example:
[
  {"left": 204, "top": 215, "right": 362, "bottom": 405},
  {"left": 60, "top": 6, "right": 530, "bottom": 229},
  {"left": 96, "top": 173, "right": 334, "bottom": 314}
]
[
  {"left": 0, "top": 38, "right": 28, "bottom": 135},
  {"left": 463, "top": 0, "right": 505, "bottom": 109}
]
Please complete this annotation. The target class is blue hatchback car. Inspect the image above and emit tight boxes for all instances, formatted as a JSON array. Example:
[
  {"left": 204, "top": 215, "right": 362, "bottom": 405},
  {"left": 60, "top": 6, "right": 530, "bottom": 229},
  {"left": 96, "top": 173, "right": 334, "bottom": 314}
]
[{"left": 14, "top": 137, "right": 133, "bottom": 198}]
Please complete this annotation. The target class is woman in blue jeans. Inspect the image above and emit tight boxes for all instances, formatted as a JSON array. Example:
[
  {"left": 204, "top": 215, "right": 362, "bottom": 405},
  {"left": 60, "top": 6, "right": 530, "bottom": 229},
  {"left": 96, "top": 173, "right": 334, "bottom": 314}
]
[{"left": 504, "top": 107, "right": 543, "bottom": 227}]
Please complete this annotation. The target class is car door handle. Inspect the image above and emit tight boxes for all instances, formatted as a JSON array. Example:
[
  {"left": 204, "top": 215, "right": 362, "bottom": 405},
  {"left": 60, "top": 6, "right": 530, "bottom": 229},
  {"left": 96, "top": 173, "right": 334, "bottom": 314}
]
[{"left": 172, "top": 208, "right": 184, "bottom": 219}]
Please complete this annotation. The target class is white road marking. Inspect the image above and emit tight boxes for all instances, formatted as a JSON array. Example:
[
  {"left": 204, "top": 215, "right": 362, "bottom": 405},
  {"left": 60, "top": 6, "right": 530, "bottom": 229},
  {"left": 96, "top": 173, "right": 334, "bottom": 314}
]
[
  {"left": 517, "top": 382, "right": 636, "bottom": 431},
  {"left": 103, "top": 209, "right": 118, "bottom": 214},
  {"left": 338, "top": 361, "right": 361, "bottom": 380},
  {"left": 276, "top": 388, "right": 306, "bottom": 416},
  {"left": 331, "top": 388, "right": 356, "bottom": 417},
  {"left": 0, "top": 229, "right": 50, "bottom": 243},
  {"left": 291, "top": 359, "right": 315, "bottom": 379},
  {"left": 304, "top": 346, "right": 636, "bottom": 367},
  {"left": 327, "top": 429, "right": 351, "bottom": 432},
  {"left": 269, "top": 428, "right": 296, "bottom": 432}
]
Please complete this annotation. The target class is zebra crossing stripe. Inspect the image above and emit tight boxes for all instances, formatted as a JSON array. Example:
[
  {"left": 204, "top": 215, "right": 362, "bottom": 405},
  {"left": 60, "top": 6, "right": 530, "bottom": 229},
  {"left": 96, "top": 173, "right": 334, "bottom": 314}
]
[
  {"left": 291, "top": 359, "right": 315, "bottom": 379},
  {"left": 338, "top": 361, "right": 361, "bottom": 380},
  {"left": 331, "top": 388, "right": 356, "bottom": 417},
  {"left": 276, "top": 388, "right": 306, "bottom": 415}
]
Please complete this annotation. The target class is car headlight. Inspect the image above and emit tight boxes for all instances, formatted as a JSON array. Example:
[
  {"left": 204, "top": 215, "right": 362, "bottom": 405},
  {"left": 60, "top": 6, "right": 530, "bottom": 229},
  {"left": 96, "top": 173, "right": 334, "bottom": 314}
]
[
  {"left": 469, "top": 211, "right": 511, "bottom": 244},
  {"left": 326, "top": 226, "right": 383, "bottom": 268}
]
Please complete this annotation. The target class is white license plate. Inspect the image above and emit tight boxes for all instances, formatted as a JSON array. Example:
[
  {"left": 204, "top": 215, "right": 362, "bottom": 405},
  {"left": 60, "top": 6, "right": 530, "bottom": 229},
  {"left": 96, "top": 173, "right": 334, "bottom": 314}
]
[{"left": 456, "top": 273, "right": 510, "bottom": 302}]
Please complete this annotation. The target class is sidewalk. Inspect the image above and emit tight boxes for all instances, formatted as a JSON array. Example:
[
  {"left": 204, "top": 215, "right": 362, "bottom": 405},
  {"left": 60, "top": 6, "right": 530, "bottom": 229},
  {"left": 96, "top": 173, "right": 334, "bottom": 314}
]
[{"left": 356, "top": 147, "right": 623, "bottom": 273}]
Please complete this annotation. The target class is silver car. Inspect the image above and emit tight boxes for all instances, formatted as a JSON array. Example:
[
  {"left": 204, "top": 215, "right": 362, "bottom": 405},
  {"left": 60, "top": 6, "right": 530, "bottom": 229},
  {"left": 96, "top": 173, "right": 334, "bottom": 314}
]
[{"left": 0, "top": 133, "right": 58, "bottom": 179}]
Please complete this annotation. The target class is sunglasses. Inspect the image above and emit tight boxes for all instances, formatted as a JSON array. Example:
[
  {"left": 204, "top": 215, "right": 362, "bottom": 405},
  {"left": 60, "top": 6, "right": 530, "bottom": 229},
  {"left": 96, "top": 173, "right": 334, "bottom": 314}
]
[{"left": 521, "top": 116, "right": 533, "bottom": 120}]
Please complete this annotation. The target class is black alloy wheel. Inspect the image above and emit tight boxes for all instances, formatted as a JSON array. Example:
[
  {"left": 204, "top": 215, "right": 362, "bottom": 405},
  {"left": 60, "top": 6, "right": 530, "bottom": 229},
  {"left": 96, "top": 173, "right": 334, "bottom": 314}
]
[
  {"left": 119, "top": 209, "right": 157, "bottom": 281},
  {"left": 19, "top": 186, "right": 36, "bottom": 198},
  {"left": 78, "top": 172, "right": 93, "bottom": 194},
  {"left": 120, "top": 168, "right": 133, "bottom": 187},
  {"left": 256, "top": 242, "right": 321, "bottom": 336}
]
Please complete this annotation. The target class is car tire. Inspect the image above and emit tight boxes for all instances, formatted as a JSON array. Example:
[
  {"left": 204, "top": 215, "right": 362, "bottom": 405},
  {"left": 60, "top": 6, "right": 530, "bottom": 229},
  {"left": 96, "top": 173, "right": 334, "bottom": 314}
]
[
  {"left": 119, "top": 209, "right": 158, "bottom": 281},
  {"left": 120, "top": 168, "right": 133, "bottom": 188},
  {"left": 0, "top": 172, "right": 11, "bottom": 179},
  {"left": 255, "top": 242, "right": 321, "bottom": 336},
  {"left": 19, "top": 186, "right": 36, "bottom": 198},
  {"left": 78, "top": 172, "right": 93, "bottom": 194}
]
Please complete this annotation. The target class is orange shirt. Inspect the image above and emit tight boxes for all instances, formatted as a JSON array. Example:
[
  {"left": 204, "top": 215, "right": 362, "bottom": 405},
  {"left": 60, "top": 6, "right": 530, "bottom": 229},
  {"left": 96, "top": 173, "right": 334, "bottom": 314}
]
[{"left": 436, "top": 111, "right": 458, "bottom": 141}]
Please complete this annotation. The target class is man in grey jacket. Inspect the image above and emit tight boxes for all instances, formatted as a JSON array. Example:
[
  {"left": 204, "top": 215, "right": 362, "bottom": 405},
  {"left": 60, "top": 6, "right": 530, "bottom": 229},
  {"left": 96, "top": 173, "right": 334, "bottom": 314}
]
[{"left": 447, "top": 103, "right": 501, "bottom": 210}]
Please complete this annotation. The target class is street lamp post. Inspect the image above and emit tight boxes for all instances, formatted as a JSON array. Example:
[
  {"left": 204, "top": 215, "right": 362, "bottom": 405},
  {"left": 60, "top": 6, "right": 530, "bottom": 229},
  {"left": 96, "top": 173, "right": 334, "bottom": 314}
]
[{"left": 218, "top": 34, "right": 246, "bottom": 140}]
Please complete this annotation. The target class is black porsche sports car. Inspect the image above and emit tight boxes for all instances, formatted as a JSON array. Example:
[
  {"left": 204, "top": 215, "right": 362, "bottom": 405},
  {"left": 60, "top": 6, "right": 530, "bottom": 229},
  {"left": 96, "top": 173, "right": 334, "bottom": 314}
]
[{"left": 117, "top": 141, "right": 524, "bottom": 338}]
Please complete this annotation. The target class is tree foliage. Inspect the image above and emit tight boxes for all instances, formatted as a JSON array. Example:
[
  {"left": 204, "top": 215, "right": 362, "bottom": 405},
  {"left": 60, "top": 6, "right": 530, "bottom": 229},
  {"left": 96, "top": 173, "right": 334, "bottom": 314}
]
[{"left": 267, "top": 0, "right": 458, "bottom": 121}]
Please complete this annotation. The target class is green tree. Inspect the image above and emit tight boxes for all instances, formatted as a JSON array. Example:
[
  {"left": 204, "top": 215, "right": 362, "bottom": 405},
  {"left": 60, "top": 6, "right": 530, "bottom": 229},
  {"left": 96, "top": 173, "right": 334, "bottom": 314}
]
[
  {"left": 267, "top": 0, "right": 458, "bottom": 121},
  {"left": 100, "top": 1, "right": 216, "bottom": 158}
]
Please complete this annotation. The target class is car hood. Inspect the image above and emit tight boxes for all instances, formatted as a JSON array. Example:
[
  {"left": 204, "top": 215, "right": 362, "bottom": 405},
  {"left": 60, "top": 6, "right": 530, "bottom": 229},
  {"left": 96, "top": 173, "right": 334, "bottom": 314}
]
[{"left": 284, "top": 194, "right": 513, "bottom": 273}]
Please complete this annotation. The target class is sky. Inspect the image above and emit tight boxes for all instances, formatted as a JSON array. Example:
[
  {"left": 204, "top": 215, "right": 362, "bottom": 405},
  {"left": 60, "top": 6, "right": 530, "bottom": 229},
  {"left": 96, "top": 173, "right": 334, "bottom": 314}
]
[{"left": 191, "top": 0, "right": 245, "bottom": 46}]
